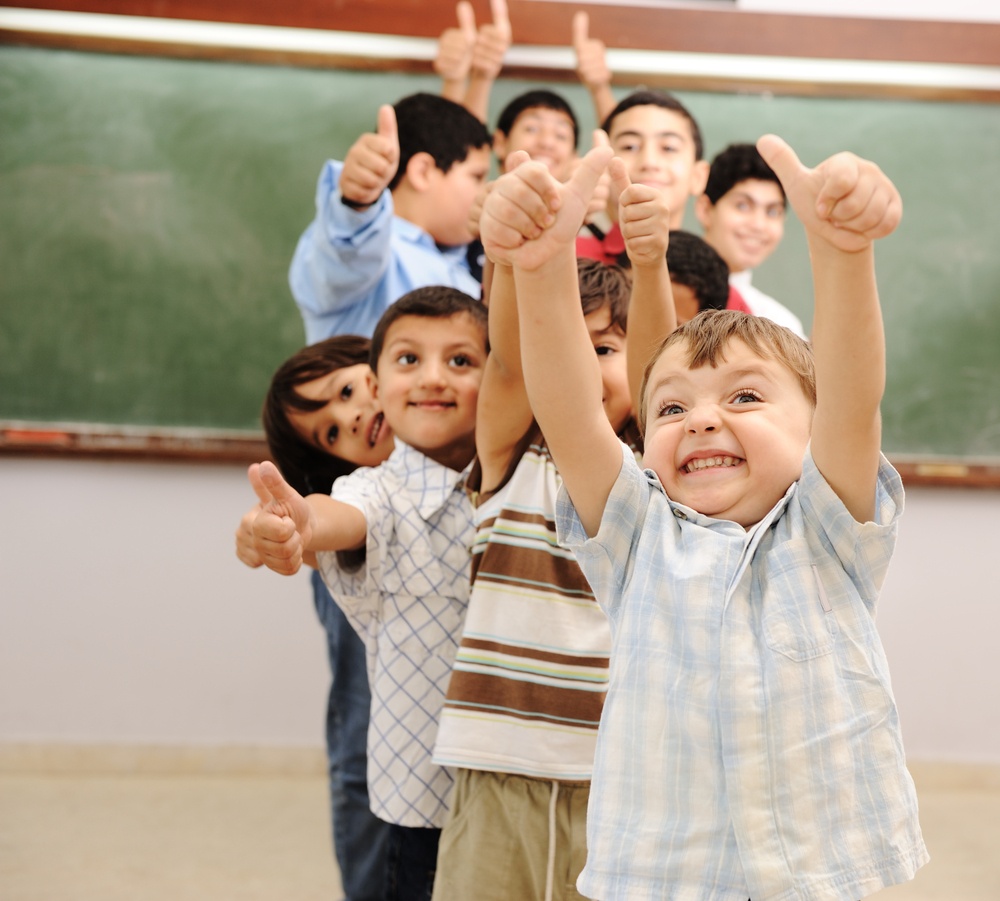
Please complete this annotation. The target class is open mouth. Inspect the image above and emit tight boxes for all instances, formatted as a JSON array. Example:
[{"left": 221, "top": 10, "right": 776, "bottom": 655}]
[
  {"left": 682, "top": 455, "right": 742, "bottom": 474},
  {"left": 367, "top": 412, "right": 386, "bottom": 448}
]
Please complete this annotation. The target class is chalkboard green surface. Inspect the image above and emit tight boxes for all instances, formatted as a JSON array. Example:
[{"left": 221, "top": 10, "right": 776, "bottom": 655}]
[{"left": 2, "top": 46, "right": 999, "bottom": 459}]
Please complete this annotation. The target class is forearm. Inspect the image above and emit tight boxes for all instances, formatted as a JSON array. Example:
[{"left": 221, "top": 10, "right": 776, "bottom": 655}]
[
  {"left": 626, "top": 260, "right": 675, "bottom": 415},
  {"left": 589, "top": 83, "right": 616, "bottom": 125},
  {"left": 304, "top": 495, "right": 368, "bottom": 553},
  {"left": 462, "top": 76, "right": 493, "bottom": 123}
]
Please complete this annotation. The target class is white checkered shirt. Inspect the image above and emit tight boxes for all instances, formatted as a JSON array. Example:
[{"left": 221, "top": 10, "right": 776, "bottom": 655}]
[
  {"left": 318, "top": 441, "right": 473, "bottom": 827},
  {"left": 558, "top": 443, "right": 928, "bottom": 901}
]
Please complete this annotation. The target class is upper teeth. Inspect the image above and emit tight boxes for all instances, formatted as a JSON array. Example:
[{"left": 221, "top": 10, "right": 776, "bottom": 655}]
[{"left": 685, "top": 456, "right": 739, "bottom": 472}]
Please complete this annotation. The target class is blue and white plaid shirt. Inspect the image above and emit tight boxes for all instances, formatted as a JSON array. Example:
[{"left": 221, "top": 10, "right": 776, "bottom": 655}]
[
  {"left": 558, "top": 442, "right": 928, "bottom": 901},
  {"left": 318, "top": 441, "right": 474, "bottom": 828}
]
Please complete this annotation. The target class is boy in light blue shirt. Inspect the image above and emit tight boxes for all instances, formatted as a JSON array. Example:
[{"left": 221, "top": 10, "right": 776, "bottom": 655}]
[
  {"left": 290, "top": 92, "right": 492, "bottom": 343},
  {"left": 479, "top": 139, "right": 928, "bottom": 899}
]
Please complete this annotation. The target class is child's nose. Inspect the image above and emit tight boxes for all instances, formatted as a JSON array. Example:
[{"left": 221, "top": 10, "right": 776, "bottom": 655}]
[{"left": 686, "top": 405, "right": 721, "bottom": 433}]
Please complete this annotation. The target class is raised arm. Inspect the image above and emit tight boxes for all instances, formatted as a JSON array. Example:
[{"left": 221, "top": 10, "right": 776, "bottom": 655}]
[
  {"left": 572, "top": 12, "right": 616, "bottom": 124},
  {"left": 339, "top": 105, "right": 399, "bottom": 210},
  {"left": 480, "top": 147, "right": 621, "bottom": 536},
  {"left": 434, "top": 2, "right": 477, "bottom": 106},
  {"left": 475, "top": 262, "right": 535, "bottom": 489},
  {"left": 463, "top": 0, "right": 511, "bottom": 123},
  {"left": 248, "top": 461, "right": 367, "bottom": 575},
  {"left": 758, "top": 135, "right": 901, "bottom": 522},
  {"left": 612, "top": 159, "right": 677, "bottom": 417}
]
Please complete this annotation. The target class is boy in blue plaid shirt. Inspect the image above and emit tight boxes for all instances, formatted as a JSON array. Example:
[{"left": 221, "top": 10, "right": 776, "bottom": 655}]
[{"left": 479, "top": 138, "right": 928, "bottom": 900}]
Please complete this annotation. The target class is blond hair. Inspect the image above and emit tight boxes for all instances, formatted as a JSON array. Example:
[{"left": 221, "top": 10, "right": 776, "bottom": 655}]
[{"left": 637, "top": 310, "right": 815, "bottom": 435}]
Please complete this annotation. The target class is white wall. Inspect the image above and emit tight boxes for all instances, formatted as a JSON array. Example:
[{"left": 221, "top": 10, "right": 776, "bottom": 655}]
[
  {"left": 0, "top": 458, "right": 326, "bottom": 748},
  {"left": 737, "top": 0, "right": 1000, "bottom": 22},
  {"left": 1, "top": 456, "right": 997, "bottom": 763}
]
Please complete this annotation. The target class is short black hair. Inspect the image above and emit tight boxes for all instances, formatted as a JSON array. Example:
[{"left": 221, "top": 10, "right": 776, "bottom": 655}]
[
  {"left": 495, "top": 89, "right": 580, "bottom": 149},
  {"left": 262, "top": 335, "right": 372, "bottom": 496},
  {"left": 601, "top": 90, "right": 704, "bottom": 161},
  {"left": 666, "top": 230, "right": 730, "bottom": 313},
  {"left": 389, "top": 93, "right": 493, "bottom": 192},
  {"left": 704, "top": 142, "right": 786, "bottom": 206},
  {"left": 369, "top": 287, "right": 488, "bottom": 373}
]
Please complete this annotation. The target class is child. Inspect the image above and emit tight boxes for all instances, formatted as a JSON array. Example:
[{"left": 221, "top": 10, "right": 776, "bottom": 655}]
[
  {"left": 289, "top": 92, "right": 492, "bottom": 343},
  {"left": 235, "top": 335, "right": 395, "bottom": 901},
  {"left": 434, "top": 0, "right": 511, "bottom": 124},
  {"left": 664, "top": 229, "right": 731, "bottom": 324},
  {"left": 481, "top": 139, "right": 928, "bottom": 899},
  {"left": 576, "top": 90, "right": 708, "bottom": 265},
  {"left": 696, "top": 142, "right": 806, "bottom": 337},
  {"left": 430, "top": 190, "right": 662, "bottom": 899},
  {"left": 248, "top": 287, "right": 487, "bottom": 901}
]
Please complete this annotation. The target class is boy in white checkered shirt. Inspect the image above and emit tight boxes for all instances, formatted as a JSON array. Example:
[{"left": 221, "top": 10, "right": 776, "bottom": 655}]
[
  {"left": 248, "top": 287, "right": 486, "bottom": 901},
  {"left": 479, "top": 139, "right": 928, "bottom": 900}
]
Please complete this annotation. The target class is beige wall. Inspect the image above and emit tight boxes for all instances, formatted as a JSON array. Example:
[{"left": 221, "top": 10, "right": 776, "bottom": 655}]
[{"left": 1, "top": 456, "right": 998, "bottom": 764}]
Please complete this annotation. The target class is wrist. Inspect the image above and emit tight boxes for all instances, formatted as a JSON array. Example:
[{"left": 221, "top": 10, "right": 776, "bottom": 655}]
[{"left": 341, "top": 194, "right": 373, "bottom": 212}]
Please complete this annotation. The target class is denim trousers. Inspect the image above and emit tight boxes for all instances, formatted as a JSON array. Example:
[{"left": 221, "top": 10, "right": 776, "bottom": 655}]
[
  {"left": 312, "top": 569, "right": 391, "bottom": 901},
  {"left": 385, "top": 824, "right": 441, "bottom": 901}
]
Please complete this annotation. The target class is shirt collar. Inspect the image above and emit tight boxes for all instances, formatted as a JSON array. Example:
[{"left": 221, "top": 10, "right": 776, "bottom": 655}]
[
  {"left": 393, "top": 217, "right": 469, "bottom": 264},
  {"left": 730, "top": 268, "right": 754, "bottom": 290},
  {"left": 386, "top": 440, "right": 473, "bottom": 520}
]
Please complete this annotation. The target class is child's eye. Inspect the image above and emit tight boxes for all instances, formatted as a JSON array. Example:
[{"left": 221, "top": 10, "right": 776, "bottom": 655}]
[
  {"left": 732, "top": 389, "right": 763, "bottom": 405},
  {"left": 395, "top": 352, "right": 418, "bottom": 365},
  {"left": 325, "top": 424, "right": 339, "bottom": 445},
  {"left": 339, "top": 383, "right": 354, "bottom": 401},
  {"left": 657, "top": 401, "right": 685, "bottom": 417},
  {"left": 450, "top": 354, "right": 478, "bottom": 368},
  {"left": 594, "top": 344, "right": 616, "bottom": 357}
]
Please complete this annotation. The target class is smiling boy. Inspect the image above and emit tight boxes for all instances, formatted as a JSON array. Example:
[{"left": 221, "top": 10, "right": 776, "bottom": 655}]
[
  {"left": 249, "top": 287, "right": 487, "bottom": 901},
  {"left": 481, "top": 138, "right": 927, "bottom": 899}
]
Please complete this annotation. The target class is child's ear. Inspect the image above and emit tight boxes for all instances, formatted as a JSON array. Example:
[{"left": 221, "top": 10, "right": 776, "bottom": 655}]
[
  {"left": 404, "top": 152, "right": 438, "bottom": 192},
  {"left": 694, "top": 192, "right": 713, "bottom": 229},
  {"left": 690, "top": 159, "right": 710, "bottom": 198},
  {"left": 492, "top": 129, "right": 508, "bottom": 163}
]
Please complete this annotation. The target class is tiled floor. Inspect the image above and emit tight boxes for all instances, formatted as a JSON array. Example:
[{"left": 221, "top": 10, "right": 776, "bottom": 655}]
[{"left": 1, "top": 752, "right": 998, "bottom": 900}]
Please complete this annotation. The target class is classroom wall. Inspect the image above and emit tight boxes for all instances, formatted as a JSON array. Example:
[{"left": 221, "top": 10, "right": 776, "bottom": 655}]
[{"left": 1, "top": 457, "right": 998, "bottom": 765}]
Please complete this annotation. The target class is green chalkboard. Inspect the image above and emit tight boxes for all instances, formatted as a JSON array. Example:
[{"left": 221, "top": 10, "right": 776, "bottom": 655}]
[{"left": 2, "top": 46, "right": 1000, "bottom": 459}]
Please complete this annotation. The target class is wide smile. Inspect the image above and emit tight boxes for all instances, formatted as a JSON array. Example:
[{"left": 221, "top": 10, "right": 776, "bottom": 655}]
[{"left": 680, "top": 454, "right": 744, "bottom": 474}]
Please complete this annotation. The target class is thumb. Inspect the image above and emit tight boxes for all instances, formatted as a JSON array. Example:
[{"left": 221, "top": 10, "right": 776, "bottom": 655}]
[
  {"left": 457, "top": 0, "right": 476, "bottom": 41},
  {"left": 608, "top": 155, "right": 630, "bottom": 204},
  {"left": 591, "top": 127, "right": 610, "bottom": 150},
  {"left": 248, "top": 463, "right": 273, "bottom": 506},
  {"left": 568, "top": 143, "right": 614, "bottom": 200},
  {"left": 256, "top": 460, "right": 301, "bottom": 508},
  {"left": 756, "top": 134, "right": 804, "bottom": 194},
  {"left": 377, "top": 104, "right": 398, "bottom": 149},
  {"left": 572, "top": 10, "right": 589, "bottom": 48},
  {"left": 505, "top": 149, "right": 531, "bottom": 173},
  {"left": 490, "top": 0, "right": 511, "bottom": 39}
]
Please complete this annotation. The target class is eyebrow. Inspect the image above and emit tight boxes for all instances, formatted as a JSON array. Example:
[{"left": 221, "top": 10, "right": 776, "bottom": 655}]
[{"left": 613, "top": 128, "right": 687, "bottom": 142}]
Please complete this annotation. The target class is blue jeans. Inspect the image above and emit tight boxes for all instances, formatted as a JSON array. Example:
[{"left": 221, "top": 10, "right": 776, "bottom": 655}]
[
  {"left": 312, "top": 569, "right": 391, "bottom": 901},
  {"left": 385, "top": 824, "right": 441, "bottom": 901}
]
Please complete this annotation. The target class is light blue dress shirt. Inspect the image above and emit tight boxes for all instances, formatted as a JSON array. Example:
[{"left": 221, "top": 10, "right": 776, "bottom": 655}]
[
  {"left": 289, "top": 159, "right": 481, "bottom": 342},
  {"left": 558, "top": 443, "right": 928, "bottom": 901}
]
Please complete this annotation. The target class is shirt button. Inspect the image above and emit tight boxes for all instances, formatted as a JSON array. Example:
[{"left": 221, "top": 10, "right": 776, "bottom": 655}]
[{"left": 673, "top": 509, "right": 687, "bottom": 520}]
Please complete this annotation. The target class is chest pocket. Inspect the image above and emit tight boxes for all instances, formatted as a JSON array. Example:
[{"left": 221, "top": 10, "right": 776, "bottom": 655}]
[{"left": 758, "top": 540, "right": 839, "bottom": 662}]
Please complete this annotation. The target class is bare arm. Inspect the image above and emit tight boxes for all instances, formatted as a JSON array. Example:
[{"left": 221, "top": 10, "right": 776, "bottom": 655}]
[
  {"left": 248, "top": 461, "right": 367, "bottom": 575},
  {"left": 480, "top": 147, "right": 622, "bottom": 536},
  {"left": 434, "top": 2, "right": 477, "bottom": 106},
  {"left": 463, "top": 0, "right": 511, "bottom": 123},
  {"left": 612, "top": 158, "right": 676, "bottom": 418},
  {"left": 572, "top": 12, "right": 616, "bottom": 124},
  {"left": 475, "top": 262, "right": 535, "bottom": 490},
  {"left": 758, "top": 135, "right": 901, "bottom": 522}
]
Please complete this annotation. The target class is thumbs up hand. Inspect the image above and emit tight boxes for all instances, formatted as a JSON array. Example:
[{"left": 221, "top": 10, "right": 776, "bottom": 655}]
[{"left": 340, "top": 104, "right": 400, "bottom": 209}]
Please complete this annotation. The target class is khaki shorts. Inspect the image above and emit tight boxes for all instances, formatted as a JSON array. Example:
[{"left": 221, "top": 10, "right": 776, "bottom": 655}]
[{"left": 431, "top": 768, "right": 591, "bottom": 901}]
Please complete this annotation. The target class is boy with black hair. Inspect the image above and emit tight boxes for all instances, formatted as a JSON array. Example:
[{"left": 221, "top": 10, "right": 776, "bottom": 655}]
[
  {"left": 249, "top": 287, "right": 488, "bottom": 901},
  {"left": 577, "top": 90, "right": 709, "bottom": 265},
  {"left": 664, "top": 229, "right": 731, "bottom": 323},
  {"left": 290, "top": 92, "right": 492, "bottom": 343},
  {"left": 696, "top": 141, "right": 805, "bottom": 336}
]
